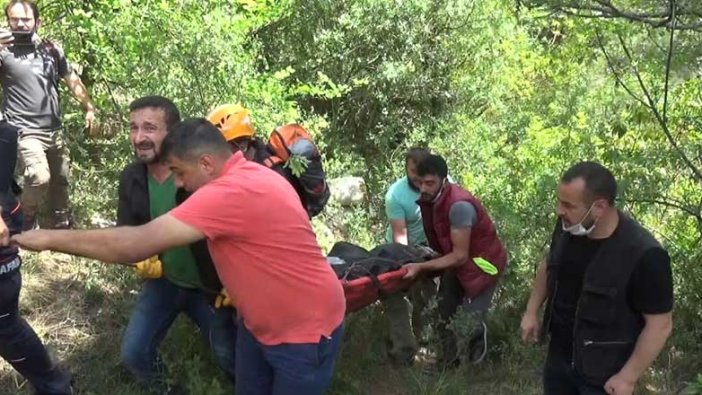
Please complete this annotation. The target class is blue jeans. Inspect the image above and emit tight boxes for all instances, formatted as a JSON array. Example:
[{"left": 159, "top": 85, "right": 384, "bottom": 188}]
[
  {"left": 120, "top": 278, "right": 237, "bottom": 390},
  {"left": 235, "top": 322, "right": 344, "bottom": 395},
  {"left": 0, "top": 268, "right": 72, "bottom": 395},
  {"left": 544, "top": 345, "right": 607, "bottom": 395}
]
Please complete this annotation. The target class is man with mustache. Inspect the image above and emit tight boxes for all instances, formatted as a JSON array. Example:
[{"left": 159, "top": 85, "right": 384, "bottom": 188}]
[
  {"left": 520, "top": 162, "right": 673, "bottom": 395},
  {"left": 0, "top": 121, "right": 73, "bottom": 394},
  {"left": 0, "top": 0, "right": 96, "bottom": 230},
  {"left": 117, "top": 96, "right": 236, "bottom": 393},
  {"left": 402, "top": 154, "right": 507, "bottom": 367},
  {"left": 381, "top": 147, "right": 438, "bottom": 366},
  {"left": 12, "top": 118, "right": 346, "bottom": 395}
]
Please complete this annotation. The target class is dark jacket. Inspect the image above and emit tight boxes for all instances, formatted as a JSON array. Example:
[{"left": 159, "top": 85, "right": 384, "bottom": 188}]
[
  {"left": 116, "top": 162, "right": 222, "bottom": 297},
  {"left": 251, "top": 137, "right": 329, "bottom": 218},
  {"left": 543, "top": 212, "right": 661, "bottom": 386},
  {"left": 250, "top": 139, "right": 308, "bottom": 208},
  {"left": 418, "top": 183, "right": 507, "bottom": 299},
  {"left": 0, "top": 121, "right": 19, "bottom": 204},
  {"left": 0, "top": 121, "right": 21, "bottom": 262},
  {"left": 0, "top": 191, "right": 21, "bottom": 263}
]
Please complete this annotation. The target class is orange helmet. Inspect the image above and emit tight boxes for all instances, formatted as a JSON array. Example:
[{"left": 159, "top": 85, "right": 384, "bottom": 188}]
[{"left": 206, "top": 104, "right": 255, "bottom": 142}]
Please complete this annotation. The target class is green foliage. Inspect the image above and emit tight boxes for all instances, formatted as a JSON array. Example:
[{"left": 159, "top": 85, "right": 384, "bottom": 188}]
[
  {"left": 256, "top": 0, "right": 490, "bottom": 207},
  {"left": 685, "top": 375, "right": 702, "bottom": 395},
  {"left": 284, "top": 153, "right": 310, "bottom": 177},
  {"left": 4, "top": 0, "right": 701, "bottom": 392}
]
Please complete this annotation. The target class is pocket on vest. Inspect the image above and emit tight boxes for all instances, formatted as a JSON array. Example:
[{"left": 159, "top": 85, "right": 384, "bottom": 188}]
[
  {"left": 578, "top": 284, "right": 617, "bottom": 325},
  {"left": 577, "top": 339, "right": 633, "bottom": 384}
]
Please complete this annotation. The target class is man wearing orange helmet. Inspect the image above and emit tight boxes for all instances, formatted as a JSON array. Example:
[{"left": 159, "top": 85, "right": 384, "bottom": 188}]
[
  {"left": 206, "top": 104, "right": 330, "bottom": 218},
  {"left": 205, "top": 104, "right": 278, "bottom": 168}
]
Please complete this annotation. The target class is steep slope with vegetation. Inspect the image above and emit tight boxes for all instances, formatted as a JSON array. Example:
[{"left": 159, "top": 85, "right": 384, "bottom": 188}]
[{"left": 0, "top": 0, "right": 700, "bottom": 393}]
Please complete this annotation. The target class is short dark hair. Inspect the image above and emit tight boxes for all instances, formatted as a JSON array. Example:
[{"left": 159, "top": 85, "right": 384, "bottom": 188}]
[
  {"left": 160, "top": 118, "right": 231, "bottom": 162},
  {"left": 561, "top": 161, "right": 617, "bottom": 205},
  {"left": 5, "top": 0, "right": 39, "bottom": 21},
  {"left": 405, "top": 147, "right": 430, "bottom": 166},
  {"left": 129, "top": 96, "right": 181, "bottom": 131},
  {"left": 416, "top": 154, "right": 448, "bottom": 179}
]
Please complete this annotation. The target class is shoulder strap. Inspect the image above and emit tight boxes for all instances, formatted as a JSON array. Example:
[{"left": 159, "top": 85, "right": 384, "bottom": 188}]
[
  {"left": 262, "top": 156, "right": 284, "bottom": 168},
  {"left": 41, "top": 40, "right": 59, "bottom": 63},
  {"left": 40, "top": 40, "right": 62, "bottom": 83}
]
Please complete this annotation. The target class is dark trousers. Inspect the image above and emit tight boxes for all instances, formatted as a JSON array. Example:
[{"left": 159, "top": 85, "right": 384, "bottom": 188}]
[
  {"left": 235, "top": 323, "right": 344, "bottom": 395},
  {"left": 0, "top": 267, "right": 72, "bottom": 395},
  {"left": 435, "top": 269, "right": 495, "bottom": 364},
  {"left": 120, "top": 278, "right": 237, "bottom": 391},
  {"left": 543, "top": 345, "right": 607, "bottom": 395}
]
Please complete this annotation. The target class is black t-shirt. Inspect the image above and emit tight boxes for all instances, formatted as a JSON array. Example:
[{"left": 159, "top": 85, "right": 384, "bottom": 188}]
[{"left": 549, "top": 232, "right": 674, "bottom": 358}]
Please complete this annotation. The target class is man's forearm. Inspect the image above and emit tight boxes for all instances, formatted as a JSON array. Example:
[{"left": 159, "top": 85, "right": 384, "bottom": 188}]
[
  {"left": 389, "top": 220, "right": 408, "bottom": 245},
  {"left": 46, "top": 227, "right": 155, "bottom": 263},
  {"left": 618, "top": 318, "right": 672, "bottom": 383},
  {"left": 65, "top": 75, "right": 95, "bottom": 111},
  {"left": 526, "top": 261, "right": 548, "bottom": 313},
  {"left": 392, "top": 233, "right": 408, "bottom": 245},
  {"left": 75, "top": 83, "right": 95, "bottom": 112},
  {"left": 420, "top": 251, "right": 466, "bottom": 272}
]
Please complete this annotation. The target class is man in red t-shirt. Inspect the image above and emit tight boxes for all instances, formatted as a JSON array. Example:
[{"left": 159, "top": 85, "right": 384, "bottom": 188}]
[{"left": 13, "top": 118, "right": 346, "bottom": 395}]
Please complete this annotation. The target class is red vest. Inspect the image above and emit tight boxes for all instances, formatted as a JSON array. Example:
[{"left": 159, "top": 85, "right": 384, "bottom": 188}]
[{"left": 419, "top": 183, "right": 507, "bottom": 298}]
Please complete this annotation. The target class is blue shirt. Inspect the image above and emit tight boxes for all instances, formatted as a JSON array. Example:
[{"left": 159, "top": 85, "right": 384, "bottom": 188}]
[{"left": 384, "top": 176, "right": 427, "bottom": 246}]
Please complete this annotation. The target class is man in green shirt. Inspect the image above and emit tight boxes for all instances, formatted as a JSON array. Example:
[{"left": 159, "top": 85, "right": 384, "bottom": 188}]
[
  {"left": 116, "top": 96, "right": 236, "bottom": 393},
  {"left": 146, "top": 173, "right": 203, "bottom": 288}
]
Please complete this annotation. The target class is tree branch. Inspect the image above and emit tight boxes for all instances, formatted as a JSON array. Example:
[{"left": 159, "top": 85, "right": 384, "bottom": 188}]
[
  {"left": 594, "top": 31, "right": 649, "bottom": 108},
  {"left": 662, "top": 0, "right": 675, "bottom": 123},
  {"left": 542, "top": 1, "right": 702, "bottom": 31},
  {"left": 626, "top": 197, "right": 702, "bottom": 222},
  {"left": 102, "top": 78, "right": 122, "bottom": 118},
  {"left": 616, "top": 32, "right": 702, "bottom": 183}
]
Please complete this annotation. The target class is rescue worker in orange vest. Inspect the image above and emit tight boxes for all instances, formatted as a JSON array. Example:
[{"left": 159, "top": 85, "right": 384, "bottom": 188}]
[{"left": 206, "top": 104, "right": 329, "bottom": 218}]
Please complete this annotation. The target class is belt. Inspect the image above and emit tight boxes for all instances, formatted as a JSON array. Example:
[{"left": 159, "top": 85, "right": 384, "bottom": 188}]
[{"left": 0, "top": 255, "right": 21, "bottom": 277}]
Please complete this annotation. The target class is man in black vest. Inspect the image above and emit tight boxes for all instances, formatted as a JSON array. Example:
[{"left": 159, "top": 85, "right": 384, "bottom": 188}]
[{"left": 520, "top": 162, "right": 673, "bottom": 395}]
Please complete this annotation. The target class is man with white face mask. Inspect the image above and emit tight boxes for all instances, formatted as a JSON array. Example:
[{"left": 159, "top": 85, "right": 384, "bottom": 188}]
[
  {"left": 402, "top": 154, "right": 507, "bottom": 368},
  {"left": 520, "top": 161, "right": 673, "bottom": 395}
]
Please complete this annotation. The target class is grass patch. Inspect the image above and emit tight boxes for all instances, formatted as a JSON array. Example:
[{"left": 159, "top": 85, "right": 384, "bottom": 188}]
[{"left": 0, "top": 252, "right": 698, "bottom": 394}]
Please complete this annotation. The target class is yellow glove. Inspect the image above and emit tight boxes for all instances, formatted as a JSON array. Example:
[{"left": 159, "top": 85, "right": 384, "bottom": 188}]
[
  {"left": 214, "top": 288, "right": 234, "bottom": 308},
  {"left": 135, "top": 256, "right": 163, "bottom": 279}
]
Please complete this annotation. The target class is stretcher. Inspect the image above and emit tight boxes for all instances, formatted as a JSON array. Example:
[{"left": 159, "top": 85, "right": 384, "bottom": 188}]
[{"left": 327, "top": 242, "right": 438, "bottom": 313}]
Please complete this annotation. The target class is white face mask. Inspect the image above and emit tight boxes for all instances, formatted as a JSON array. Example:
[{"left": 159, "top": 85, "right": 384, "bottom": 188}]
[
  {"left": 430, "top": 178, "right": 448, "bottom": 203},
  {"left": 562, "top": 204, "right": 596, "bottom": 236}
]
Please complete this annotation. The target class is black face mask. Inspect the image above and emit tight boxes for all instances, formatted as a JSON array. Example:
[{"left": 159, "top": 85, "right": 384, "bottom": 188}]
[{"left": 11, "top": 30, "right": 34, "bottom": 46}]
